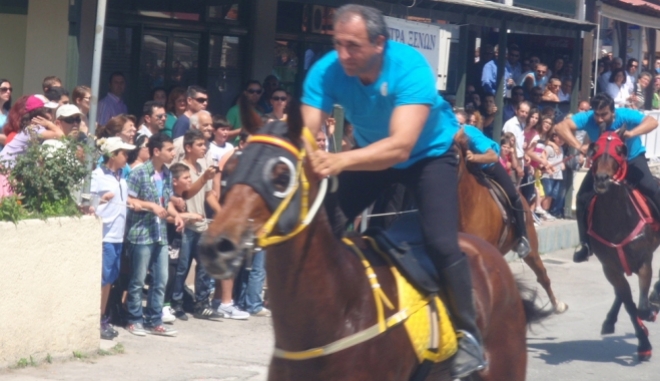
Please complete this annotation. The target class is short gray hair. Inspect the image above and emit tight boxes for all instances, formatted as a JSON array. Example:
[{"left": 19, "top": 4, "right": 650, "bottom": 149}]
[
  {"left": 334, "top": 4, "right": 389, "bottom": 43},
  {"left": 189, "top": 110, "right": 211, "bottom": 129}
]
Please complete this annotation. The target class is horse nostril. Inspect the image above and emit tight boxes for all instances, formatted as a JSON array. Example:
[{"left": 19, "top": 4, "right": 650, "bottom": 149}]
[{"left": 217, "top": 237, "right": 237, "bottom": 254}]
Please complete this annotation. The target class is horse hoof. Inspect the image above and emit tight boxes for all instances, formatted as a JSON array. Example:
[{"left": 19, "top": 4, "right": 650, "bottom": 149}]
[
  {"left": 638, "top": 350, "right": 652, "bottom": 362},
  {"left": 554, "top": 301, "right": 568, "bottom": 314},
  {"left": 601, "top": 322, "right": 615, "bottom": 335},
  {"left": 638, "top": 309, "right": 657, "bottom": 323}
]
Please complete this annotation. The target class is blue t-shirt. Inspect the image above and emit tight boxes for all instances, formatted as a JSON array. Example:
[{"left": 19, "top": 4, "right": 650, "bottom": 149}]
[
  {"left": 463, "top": 125, "right": 500, "bottom": 168},
  {"left": 302, "top": 40, "right": 459, "bottom": 169},
  {"left": 172, "top": 114, "right": 191, "bottom": 139},
  {"left": 571, "top": 108, "right": 646, "bottom": 161}
]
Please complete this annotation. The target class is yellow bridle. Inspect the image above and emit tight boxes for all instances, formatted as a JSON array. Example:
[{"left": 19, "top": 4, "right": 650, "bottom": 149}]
[{"left": 245, "top": 127, "right": 320, "bottom": 248}]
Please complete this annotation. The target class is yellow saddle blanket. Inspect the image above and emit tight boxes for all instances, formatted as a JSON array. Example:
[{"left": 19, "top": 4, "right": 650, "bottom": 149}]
[{"left": 355, "top": 237, "right": 458, "bottom": 364}]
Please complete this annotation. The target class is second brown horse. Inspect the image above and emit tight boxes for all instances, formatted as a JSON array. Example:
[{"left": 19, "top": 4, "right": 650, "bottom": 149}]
[{"left": 454, "top": 130, "right": 568, "bottom": 314}]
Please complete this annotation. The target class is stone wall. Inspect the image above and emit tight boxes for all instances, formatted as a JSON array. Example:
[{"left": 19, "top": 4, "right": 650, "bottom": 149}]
[{"left": 0, "top": 217, "right": 101, "bottom": 367}]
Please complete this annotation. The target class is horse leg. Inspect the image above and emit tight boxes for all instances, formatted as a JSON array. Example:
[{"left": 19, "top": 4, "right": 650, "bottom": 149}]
[
  {"left": 637, "top": 260, "right": 657, "bottom": 322},
  {"left": 649, "top": 277, "right": 660, "bottom": 313},
  {"left": 601, "top": 295, "right": 622, "bottom": 335},
  {"left": 522, "top": 252, "right": 568, "bottom": 313},
  {"left": 602, "top": 265, "right": 652, "bottom": 361}
]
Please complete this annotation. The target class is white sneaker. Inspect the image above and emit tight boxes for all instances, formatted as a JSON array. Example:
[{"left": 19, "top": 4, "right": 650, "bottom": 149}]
[
  {"left": 162, "top": 306, "right": 176, "bottom": 324},
  {"left": 543, "top": 213, "right": 556, "bottom": 221},
  {"left": 216, "top": 303, "right": 250, "bottom": 320},
  {"left": 252, "top": 307, "right": 272, "bottom": 317},
  {"left": 534, "top": 207, "right": 547, "bottom": 216}
]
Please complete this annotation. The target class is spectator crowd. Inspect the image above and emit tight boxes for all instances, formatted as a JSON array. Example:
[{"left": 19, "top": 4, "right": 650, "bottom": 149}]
[{"left": 0, "top": 45, "right": 656, "bottom": 341}]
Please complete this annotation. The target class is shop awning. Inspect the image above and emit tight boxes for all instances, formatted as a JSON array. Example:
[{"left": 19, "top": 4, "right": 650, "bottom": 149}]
[
  {"left": 599, "top": 0, "right": 660, "bottom": 29},
  {"left": 301, "top": 0, "right": 595, "bottom": 37}
]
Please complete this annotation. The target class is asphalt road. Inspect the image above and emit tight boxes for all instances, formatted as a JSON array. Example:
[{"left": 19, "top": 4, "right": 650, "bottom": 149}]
[{"left": 3, "top": 248, "right": 660, "bottom": 381}]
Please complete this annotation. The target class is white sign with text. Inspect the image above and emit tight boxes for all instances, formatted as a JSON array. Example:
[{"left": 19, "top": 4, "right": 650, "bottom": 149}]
[{"left": 384, "top": 16, "right": 440, "bottom": 73}]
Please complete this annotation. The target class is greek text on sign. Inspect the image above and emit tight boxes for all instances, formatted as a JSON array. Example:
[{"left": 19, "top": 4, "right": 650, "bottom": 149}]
[{"left": 384, "top": 16, "right": 440, "bottom": 72}]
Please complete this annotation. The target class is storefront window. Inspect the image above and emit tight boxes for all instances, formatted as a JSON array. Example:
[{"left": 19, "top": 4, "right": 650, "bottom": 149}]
[
  {"left": 207, "top": 3, "right": 240, "bottom": 22},
  {"left": 100, "top": 27, "right": 134, "bottom": 107},
  {"left": 139, "top": 31, "right": 201, "bottom": 107},
  {"left": 208, "top": 35, "right": 243, "bottom": 115}
]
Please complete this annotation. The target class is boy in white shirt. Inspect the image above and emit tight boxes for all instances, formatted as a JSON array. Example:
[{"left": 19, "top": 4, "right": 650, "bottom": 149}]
[{"left": 91, "top": 137, "right": 135, "bottom": 340}]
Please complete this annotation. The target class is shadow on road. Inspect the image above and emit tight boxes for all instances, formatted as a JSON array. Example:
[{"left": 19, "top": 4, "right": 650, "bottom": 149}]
[{"left": 527, "top": 334, "right": 641, "bottom": 367}]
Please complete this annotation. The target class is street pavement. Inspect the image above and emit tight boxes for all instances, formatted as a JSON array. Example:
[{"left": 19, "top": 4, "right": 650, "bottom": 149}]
[{"left": 3, "top": 248, "right": 660, "bottom": 380}]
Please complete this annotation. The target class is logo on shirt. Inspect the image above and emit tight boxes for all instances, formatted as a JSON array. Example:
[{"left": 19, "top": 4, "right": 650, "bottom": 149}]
[{"left": 381, "top": 82, "right": 388, "bottom": 97}]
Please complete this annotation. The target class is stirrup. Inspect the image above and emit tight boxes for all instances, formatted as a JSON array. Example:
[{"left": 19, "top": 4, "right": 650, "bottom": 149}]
[
  {"left": 451, "top": 330, "right": 488, "bottom": 379},
  {"left": 515, "top": 236, "right": 531, "bottom": 259}
]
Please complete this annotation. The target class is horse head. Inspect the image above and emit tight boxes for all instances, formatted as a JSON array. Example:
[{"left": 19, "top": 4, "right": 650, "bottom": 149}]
[
  {"left": 198, "top": 95, "right": 320, "bottom": 279},
  {"left": 589, "top": 128, "right": 628, "bottom": 194}
]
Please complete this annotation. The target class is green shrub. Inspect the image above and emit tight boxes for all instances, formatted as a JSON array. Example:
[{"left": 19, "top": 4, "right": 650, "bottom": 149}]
[{"left": 0, "top": 136, "right": 91, "bottom": 221}]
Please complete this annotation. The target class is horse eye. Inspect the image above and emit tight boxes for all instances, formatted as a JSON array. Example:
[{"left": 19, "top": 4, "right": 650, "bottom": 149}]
[{"left": 271, "top": 162, "right": 291, "bottom": 193}]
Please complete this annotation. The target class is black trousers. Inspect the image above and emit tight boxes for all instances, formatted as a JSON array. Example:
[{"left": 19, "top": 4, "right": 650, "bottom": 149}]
[
  {"left": 483, "top": 162, "right": 520, "bottom": 204},
  {"left": 577, "top": 154, "right": 660, "bottom": 240},
  {"left": 327, "top": 153, "right": 463, "bottom": 270}
]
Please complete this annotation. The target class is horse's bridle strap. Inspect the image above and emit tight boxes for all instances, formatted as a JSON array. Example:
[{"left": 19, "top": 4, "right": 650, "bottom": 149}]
[{"left": 273, "top": 238, "right": 431, "bottom": 361}]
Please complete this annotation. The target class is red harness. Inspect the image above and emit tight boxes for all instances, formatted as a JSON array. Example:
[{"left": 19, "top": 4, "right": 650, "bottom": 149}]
[{"left": 587, "top": 132, "right": 657, "bottom": 276}]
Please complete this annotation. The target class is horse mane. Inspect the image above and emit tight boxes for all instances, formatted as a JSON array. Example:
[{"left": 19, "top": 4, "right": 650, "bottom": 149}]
[
  {"left": 239, "top": 94, "right": 264, "bottom": 135},
  {"left": 454, "top": 128, "right": 489, "bottom": 182}
]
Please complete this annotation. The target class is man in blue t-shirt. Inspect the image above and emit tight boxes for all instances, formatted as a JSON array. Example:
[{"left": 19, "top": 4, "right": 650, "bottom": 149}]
[
  {"left": 301, "top": 5, "right": 485, "bottom": 378},
  {"left": 456, "top": 111, "right": 530, "bottom": 256},
  {"left": 555, "top": 93, "right": 659, "bottom": 263}
]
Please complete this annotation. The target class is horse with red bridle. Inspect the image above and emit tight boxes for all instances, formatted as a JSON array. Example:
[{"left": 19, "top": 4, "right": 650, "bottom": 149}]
[
  {"left": 198, "top": 100, "right": 549, "bottom": 380},
  {"left": 583, "top": 129, "right": 660, "bottom": 361}
]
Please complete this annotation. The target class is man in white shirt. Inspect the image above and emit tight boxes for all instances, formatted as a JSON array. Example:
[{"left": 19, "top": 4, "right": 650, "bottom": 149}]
[
  {"left": 208, "top": 116, "right": 235, "bottom": 166},
  {"left": 502, "top": 101, "right": 530, "bottom": 174},
  {"left": 558, "top": 79, "right": 572, "bottom": 102},
  {"left": 137, "top": 101, "right": 166, "bottom": 138}
]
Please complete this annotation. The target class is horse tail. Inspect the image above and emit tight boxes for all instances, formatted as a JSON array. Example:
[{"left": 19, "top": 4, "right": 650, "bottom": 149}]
[{"left": 516, "top": 279, "right": 553, "bottom": 327}]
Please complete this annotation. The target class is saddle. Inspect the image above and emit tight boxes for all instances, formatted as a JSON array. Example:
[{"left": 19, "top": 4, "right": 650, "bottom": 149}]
[{"left": 364, "top": 212, "right": 439, "bottom": 295}]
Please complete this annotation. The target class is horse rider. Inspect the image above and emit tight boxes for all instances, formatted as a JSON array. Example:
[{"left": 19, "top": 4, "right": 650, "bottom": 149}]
[
  {"left": 455, "top": 111, "right": 531, "bottom": 258},
  {"left": 301, "top": 5, "right": 486, "bottom": 378},
  {"left": 554, "top": 93, "right": 659, "bottom": 263}
]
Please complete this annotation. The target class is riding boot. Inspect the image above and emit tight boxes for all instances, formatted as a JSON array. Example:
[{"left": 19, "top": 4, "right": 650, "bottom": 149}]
[
  {"left": 511, "top": 196, "right": 531, "bottom": 258},
  {"left": 441, "top": 257, "right": 488, "bottom": 379},
  {"left": 573, "top": 195, "right": 591, "bottom": 263}
]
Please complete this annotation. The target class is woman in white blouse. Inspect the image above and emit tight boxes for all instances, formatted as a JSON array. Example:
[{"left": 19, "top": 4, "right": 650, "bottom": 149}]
[{"left": 606, "top": 68, "right": 631, "bottom": 108}]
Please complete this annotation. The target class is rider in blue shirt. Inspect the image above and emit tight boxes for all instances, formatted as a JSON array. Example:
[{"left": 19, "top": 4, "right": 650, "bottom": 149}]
[
  {"left": 301, "top": 5, "right": 486, "bottom": 377},
  {"left": 555, "top": 93, "right": 659, "bottom": 263},
  {"left": 457, "top": 112, "right": 531, "bottom": 256}
]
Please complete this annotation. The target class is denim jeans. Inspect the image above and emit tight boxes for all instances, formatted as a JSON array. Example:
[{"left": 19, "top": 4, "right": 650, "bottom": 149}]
[
  {"left": 126, "top": 243, "right": 169, "bottom": 326},
  {"left": 550, "top": 180, "right": 567, "bottom": 216},
  {"left": 234, "top": 249, "right": 266, "bottom": 314},
  {"left": 171, "top": 229, "right": 215, "bottom": 304}
]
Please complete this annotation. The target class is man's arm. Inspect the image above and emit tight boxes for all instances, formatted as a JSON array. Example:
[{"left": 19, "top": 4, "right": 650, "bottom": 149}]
[
  {"left": 466, "top": 149, "right": 498, "bottom": 164},
  {"left": 301, "top": 104, "right": 330, "bottom": 137},
  {"left": 554, "top": 118, "right": 581, "bottom": 151},
  {"left": 206, "top": 190, "right": 222, "bottom": 215},
  {"left": 307, "top": 104, "right": 429, "bottom": 176},
  {"left": 625, "top": 115, "right": 659, "bottom": 139},
  {"left": 182, "top": 166, "right": 215, "bottom": 200}
]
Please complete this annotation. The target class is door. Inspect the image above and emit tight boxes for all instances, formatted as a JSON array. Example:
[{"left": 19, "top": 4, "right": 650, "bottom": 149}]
[{"left": 139, "top": 30, "right": 201, "bottom": 105}]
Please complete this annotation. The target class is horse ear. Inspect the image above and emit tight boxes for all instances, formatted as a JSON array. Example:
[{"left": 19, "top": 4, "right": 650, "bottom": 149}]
[
  {"left": 616, "top": 126, "right": 626, "bottom": 140},
  {"left": 285, "top": 98, "right": 303, "bottom": 143},
  {"left": 616, "top": 143, "right": 628, "bottom": 159},
  {"left": 587, "top": 143, "right": 597, "bottom": 158},
  {"left": 239, "top": 94, "right": 263, "bottom": 135}
]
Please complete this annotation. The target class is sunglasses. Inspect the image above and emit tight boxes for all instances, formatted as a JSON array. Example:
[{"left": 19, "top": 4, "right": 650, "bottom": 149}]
[
  {"left": 246, "top": 88, "right": 263, "bottom": 95},
  {"left": 271, "top": 96, "right": 287, "bottom": 102},
  {"left": 194, "top": 97, "right": 208, "bottom": 103},
  {"left": 0, "top": 87, "right": 12, "bottom": 93},
  {"left": 153, "top": 113, "right": 167, "bottom": 119},
  {"left": 62, "top": 116, "right": 81, "bottom": 124}
]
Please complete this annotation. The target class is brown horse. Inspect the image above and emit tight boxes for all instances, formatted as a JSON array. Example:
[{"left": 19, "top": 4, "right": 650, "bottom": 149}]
[
  {"left": 584, "top": 130, "right": 660, "bottom": 361},
  {"left": 451, "top": 130, "right": 567, "bottom": 314},
  {"left": 199, "top": 101, "right": 548, "bottom": 380}
]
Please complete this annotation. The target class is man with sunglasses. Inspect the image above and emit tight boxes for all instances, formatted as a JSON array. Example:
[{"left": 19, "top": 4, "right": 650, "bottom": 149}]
[
  {"left": 138, "top": 101, "right": 166, "bottom": 138},
  {"left": 226, "top": 80, "right": 263, "bottom": 144},
  {"left": 481, "top": 44, "right": 521, "bottom": 96},
  {"left": 172, "top": 86, "right": 208, "bottom": 139}
]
